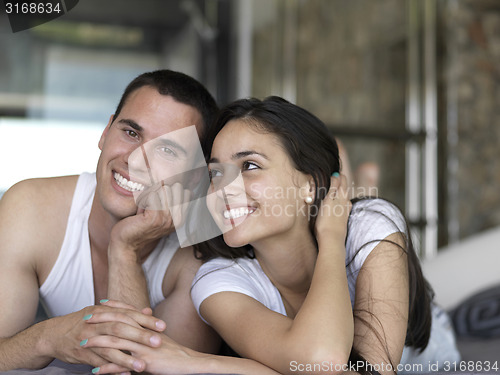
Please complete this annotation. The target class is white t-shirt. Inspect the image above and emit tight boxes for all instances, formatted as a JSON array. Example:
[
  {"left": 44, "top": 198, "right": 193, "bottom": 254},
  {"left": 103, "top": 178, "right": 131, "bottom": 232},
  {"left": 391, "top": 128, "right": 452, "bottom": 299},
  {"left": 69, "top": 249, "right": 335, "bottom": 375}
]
[
  {"left": 191, "top": 198, "right": 407, "bottom": 312},
  {"left": 191, "top": 198, "right": 460, "bottom": 370}
]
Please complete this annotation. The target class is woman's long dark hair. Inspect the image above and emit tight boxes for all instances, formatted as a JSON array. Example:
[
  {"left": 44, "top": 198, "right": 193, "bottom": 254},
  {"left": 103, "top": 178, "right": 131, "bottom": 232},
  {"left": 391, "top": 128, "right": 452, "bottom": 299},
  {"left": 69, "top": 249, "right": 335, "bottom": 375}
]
[{"left": 195, "top": 96, "right": 433, "bottom": 373}]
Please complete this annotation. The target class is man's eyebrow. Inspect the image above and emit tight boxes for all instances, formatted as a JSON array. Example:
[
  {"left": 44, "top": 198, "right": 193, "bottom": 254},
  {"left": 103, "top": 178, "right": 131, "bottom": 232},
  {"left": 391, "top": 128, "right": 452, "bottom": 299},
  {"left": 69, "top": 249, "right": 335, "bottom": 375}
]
[
  {"left": 118, "top": 119, "right": 143, "bottom": 132},
  {"left": 208, "top": 150, "right": 268, "bottom": 164}
]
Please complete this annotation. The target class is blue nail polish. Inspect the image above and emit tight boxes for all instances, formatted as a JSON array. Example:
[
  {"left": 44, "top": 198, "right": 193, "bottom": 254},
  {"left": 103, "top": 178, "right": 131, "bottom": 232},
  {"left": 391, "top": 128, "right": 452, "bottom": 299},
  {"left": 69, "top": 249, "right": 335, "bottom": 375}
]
[
  {"left": 99, "top": 299, "right": 109, "bottom": 304},
  {"left": 92, "top": 367, "right": 100, "bottom": 374},
  {"left": 80, "top": 339, "right": 88, "bottom": 346},
  {"left": 332, "top": 172, "right": 340, "bottom": 177},
  {"left": 83, "top": 314, "right": 92, "bottom": 321}
]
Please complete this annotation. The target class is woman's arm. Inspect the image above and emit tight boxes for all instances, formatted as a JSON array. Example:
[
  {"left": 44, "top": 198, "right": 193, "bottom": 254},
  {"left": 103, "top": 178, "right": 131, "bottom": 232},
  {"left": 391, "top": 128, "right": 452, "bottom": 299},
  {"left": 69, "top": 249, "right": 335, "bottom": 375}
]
[
  {"left": 350, "top": 232, "right": 409, "bottom": 375},
  {"left": 198, "top": 175, "right": 354, "bottom": 375},
  {"left": 81, "top": 303, "right": 280, "bottom": 375}
]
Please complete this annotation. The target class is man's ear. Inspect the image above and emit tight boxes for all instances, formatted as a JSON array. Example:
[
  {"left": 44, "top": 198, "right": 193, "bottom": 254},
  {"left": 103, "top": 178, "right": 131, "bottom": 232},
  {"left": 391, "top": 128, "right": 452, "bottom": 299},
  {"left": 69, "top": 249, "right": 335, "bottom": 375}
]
[{"left": 98, "top": 115, "right": 114, "bottom": 150}]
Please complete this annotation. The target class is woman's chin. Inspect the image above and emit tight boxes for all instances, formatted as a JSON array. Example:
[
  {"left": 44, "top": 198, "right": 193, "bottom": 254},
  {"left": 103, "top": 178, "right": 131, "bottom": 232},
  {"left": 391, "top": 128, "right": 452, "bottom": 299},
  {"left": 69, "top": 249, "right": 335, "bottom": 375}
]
[{"left": 222, "top": 232, "right": 250, "bottom": 248}]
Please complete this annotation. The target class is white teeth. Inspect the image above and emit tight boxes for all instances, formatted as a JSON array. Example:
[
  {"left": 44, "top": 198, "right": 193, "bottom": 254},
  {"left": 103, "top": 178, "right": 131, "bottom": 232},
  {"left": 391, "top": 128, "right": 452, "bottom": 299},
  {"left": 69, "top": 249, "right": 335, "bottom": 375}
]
[
  {"left": 114, "top": 172, "right": 145, "bottom": 192},
  {"left": 223, "top": 207, "right": 255, "bottom": 220}
]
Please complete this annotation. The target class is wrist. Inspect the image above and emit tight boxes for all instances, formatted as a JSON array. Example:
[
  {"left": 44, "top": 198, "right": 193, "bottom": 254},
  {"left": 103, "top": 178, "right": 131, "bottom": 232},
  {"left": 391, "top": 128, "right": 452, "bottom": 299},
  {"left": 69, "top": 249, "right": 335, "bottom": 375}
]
[
  {"left": 34, "top": 319, "right": 56, "bottom": 359},
  {"left": 108, "top": 239, "right": 142, "bottom": 263},
  {"left": 317, "top": 236, "right": 345, "bottom": 250}
]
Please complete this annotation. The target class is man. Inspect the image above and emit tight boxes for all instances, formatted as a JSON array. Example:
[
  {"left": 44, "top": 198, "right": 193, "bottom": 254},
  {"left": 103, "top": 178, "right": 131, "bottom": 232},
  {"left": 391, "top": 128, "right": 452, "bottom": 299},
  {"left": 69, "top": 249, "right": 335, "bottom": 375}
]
[{"left": 0, "top": 70, "right": 220, "bottom": 372}]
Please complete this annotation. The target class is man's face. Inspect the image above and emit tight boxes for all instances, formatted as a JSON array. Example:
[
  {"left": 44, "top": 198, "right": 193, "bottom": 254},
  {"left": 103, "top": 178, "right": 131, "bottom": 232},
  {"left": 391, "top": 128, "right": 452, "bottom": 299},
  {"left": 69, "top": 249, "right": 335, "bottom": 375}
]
[{"left": 95, "top": 85, "right": 204, "bottom": 220}]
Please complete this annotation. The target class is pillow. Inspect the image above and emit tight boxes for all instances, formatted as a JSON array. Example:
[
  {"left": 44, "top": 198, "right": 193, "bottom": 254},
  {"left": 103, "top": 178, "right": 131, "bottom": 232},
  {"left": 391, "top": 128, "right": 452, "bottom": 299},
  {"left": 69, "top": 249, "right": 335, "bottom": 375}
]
[{"left": 451, "top": 283, "right": 500, "bottom": 338}]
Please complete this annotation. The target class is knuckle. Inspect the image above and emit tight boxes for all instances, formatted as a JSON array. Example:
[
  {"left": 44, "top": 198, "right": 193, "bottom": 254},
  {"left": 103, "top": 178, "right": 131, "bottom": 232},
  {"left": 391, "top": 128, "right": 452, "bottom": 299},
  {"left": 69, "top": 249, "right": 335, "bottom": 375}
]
[{"left": 110, "top": 322, "right": 122, "bottom": 335}]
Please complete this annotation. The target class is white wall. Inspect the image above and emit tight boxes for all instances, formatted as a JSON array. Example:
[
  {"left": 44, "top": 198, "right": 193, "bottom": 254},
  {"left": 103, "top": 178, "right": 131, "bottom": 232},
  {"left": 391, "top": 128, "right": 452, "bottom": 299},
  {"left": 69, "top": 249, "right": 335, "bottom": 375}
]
[{"left": 0, "top": 119, "right": 103, "bottom": 194}]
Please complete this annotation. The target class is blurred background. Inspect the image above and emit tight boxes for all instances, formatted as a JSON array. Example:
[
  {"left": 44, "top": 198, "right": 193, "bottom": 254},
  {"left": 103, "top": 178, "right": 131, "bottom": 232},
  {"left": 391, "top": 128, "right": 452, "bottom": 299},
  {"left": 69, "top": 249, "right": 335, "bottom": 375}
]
[
  {"left": 2, "top": 0, "right": 500, "bottom": 254},
  {"left": 1, "top": 0, "right": 499, "bottom": 361}
]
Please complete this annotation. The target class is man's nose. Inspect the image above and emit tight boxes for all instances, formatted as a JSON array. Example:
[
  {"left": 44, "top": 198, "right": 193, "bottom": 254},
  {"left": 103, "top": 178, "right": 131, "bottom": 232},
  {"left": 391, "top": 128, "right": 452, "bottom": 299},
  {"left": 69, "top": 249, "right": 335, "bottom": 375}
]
[{"left": 127, "top": 144, "right": 154, "bottom": 183}]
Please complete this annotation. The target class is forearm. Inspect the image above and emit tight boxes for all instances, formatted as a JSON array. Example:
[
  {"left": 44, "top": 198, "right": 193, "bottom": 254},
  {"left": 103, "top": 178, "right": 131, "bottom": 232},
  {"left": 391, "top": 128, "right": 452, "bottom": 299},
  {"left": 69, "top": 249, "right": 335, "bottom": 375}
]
[
  {"left": 107, "top": 244, "right": 150, "bottom": 309},
  {"left": 0, "top": 320, "right": 54, "bottom": 371},
  {"left": 293, "top": 240, "right": 353, "bottom": 363},
  {"left": 205, "top": 355, "right": 282, "bottom": 375},
  {"left": 146, "top": 348, "right": 282, "bottom": 375}
]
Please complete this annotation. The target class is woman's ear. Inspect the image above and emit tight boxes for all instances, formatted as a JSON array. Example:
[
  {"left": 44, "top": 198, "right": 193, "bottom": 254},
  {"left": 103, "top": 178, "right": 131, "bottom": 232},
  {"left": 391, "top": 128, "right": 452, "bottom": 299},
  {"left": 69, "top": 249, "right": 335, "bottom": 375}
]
[
  {"left": 308, "top": 177, "right": 316, "bottom": 198},
  {"left": 301, "top": 176, "right": 316, "bottom": 203}
]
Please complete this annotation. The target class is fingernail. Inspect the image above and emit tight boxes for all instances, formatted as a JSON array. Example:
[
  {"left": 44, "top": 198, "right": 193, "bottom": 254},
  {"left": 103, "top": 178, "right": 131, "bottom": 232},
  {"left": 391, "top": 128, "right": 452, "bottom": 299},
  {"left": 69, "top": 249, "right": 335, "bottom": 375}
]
[
  {"left": 133, "top": 360, "right": 143, "bottom": 371},
  {"left": 150, "top": 335, "right": 161, "bottom": 346},
  {"left": 332, "top": 172, "right": 340, "bottom": 177},
  {"left": 155, "top": 320, "right": 166, "bottom": 330},
  {"left": 99, "top": 299, "right": 109, "bottom": 304},
  {"left": 79, "top": 339, "right": 88, "bottom": 346},
  {"left": 83, "top": 314, "right": 92, "bottom": 321},
  {"left": 92, "top": 367, "right": 100, "bottom": 374}
]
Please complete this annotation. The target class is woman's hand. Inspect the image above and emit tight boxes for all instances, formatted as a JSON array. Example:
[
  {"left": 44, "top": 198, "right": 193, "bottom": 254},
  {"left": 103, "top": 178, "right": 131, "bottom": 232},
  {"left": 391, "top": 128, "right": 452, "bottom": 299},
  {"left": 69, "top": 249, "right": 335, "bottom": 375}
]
[{"left": 314, "top": 173, "right": 351, "bottom": 248}]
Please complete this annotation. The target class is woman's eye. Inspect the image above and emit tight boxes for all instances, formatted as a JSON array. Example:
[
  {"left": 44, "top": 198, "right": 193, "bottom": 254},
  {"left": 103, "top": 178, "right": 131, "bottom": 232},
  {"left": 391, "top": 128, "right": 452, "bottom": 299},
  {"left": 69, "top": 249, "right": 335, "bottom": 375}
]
[
  {"left": 208, "top": 168, "right": 223, "bottom": 181},
  {"left": 242, "top": 161, "right": 259, "bottom": 171}
]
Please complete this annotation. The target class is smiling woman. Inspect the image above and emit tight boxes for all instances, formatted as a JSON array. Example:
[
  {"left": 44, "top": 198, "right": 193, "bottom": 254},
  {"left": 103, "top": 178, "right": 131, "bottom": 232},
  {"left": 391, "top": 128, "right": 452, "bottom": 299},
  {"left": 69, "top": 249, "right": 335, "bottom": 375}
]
[{"left": 191, "top": 96, "right": 460, "bottom": 375}]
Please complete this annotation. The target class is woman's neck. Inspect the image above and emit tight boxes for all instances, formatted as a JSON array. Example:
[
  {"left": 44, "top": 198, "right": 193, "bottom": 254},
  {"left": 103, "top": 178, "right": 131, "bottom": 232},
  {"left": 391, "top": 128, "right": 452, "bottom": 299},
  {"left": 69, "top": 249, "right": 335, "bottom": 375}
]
[{"left": 253, "top": 232, "right": 318, "bottom": 317}]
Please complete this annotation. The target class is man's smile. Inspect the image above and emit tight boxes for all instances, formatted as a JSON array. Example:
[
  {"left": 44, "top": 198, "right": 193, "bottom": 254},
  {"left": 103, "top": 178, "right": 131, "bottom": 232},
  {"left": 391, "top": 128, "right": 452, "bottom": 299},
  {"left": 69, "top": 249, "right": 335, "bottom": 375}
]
[{"left": 113, "top": 171, "right": 146, "bottom": 192}]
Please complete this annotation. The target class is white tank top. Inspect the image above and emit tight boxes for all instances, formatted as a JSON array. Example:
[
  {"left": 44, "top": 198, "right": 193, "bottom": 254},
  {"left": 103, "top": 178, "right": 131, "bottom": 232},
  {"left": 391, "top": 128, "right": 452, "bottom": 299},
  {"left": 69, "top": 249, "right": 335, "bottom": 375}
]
[{"left": 39, "top": 172, "right": 179, "bottom": 317}]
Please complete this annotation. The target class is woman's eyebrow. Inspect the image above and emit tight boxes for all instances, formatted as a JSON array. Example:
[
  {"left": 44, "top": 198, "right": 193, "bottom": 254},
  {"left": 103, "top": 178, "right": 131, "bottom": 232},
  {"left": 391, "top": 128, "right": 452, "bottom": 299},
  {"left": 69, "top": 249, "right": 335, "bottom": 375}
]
[
  {"left": 232, "top": 150, "right": 269, "bottom": 160},
  {"left": 208, "top": 150, "right": 269, "bottom": 165}
]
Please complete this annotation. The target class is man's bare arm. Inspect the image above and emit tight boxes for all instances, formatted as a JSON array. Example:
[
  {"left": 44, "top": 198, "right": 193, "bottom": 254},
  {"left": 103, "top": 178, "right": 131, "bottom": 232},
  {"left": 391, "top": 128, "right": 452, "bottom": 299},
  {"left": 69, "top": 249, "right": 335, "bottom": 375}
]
[
  {"left": 107, "top": 182, "right": 194, "bottom": 309},
  {"left": 0, "top": 178, "right": 129, "bottom": 371},
  {"left": 0, "top": 179, "right": 75, "bottom": 369}
]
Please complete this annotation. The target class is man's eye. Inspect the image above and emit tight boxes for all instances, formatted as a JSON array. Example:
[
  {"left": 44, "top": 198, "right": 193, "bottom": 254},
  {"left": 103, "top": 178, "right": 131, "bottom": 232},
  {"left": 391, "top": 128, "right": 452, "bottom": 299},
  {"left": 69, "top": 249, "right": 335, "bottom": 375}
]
[
  {"left": 159, "top": 147, "right": 176, "bottom": 156},
  {"left": 125, "top": 130, "right": 138, "bottom": 138}
]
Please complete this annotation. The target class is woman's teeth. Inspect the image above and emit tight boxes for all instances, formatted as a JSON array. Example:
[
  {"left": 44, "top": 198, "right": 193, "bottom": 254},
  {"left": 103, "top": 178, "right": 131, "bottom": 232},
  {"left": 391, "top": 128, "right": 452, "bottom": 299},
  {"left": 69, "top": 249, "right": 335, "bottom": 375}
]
[
  {"left": 223, "top": 207, "right": 255, "bottom": 220},
  {"left": 114, "top": 172, "right": 145, "bottom": 192}
]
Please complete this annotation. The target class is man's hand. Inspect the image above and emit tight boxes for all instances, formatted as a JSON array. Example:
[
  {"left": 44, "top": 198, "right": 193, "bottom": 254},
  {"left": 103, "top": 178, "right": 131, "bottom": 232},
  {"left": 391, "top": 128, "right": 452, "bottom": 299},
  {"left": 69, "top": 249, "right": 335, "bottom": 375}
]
[
  {"left": 110, "top": 182, "right": 191, "bottom": 257},
  {"left": 49, "top": 302, "right": 166, "bottom": 373},
  {"left": 82, "top": 313, "right": 206, "bottom": 375}
]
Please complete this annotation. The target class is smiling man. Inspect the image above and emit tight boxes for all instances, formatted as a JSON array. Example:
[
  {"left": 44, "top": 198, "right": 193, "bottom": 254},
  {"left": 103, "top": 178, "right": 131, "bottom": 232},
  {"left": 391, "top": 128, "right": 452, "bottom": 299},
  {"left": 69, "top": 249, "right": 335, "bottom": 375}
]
[{"left": 0, "top": 70, "right": 220, "bottom": 371}]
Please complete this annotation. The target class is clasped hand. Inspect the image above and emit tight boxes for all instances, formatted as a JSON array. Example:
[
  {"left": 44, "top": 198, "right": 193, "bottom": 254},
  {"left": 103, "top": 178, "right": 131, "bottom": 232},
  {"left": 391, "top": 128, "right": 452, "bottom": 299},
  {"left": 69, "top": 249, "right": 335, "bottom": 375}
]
[{"left": 50, "top": 300, "right": 166, "bottom": 373}]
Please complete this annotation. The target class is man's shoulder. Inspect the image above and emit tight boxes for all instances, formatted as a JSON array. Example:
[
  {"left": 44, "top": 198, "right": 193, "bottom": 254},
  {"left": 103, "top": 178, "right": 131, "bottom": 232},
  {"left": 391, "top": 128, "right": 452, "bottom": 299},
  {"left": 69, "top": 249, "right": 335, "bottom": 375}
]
[
  {"left": 0, "top": 175, "right": 81, "bottom": 274},
  {"left": 1, "top": 175, "right": 79, "bottom": 209},
  {"left": 0, "top": 175, "right": 80, "bottom": 239}
]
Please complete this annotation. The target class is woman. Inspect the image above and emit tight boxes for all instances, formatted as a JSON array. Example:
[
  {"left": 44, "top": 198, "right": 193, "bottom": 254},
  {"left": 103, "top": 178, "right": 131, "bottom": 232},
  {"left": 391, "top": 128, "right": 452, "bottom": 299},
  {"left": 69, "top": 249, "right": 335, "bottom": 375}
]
[
  {"left": 87, "top": 97, "right": 459, "bottom": 374},
  {"left": 189, "top": 96, "right": 460, "bottom": 374}
]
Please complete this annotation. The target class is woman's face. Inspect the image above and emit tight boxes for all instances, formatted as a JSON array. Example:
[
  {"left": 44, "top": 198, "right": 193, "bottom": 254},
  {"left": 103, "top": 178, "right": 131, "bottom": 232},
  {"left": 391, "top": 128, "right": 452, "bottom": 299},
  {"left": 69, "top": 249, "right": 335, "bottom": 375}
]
[{"left": 206, "top": 119, "right": 312, "bottom": 249}]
